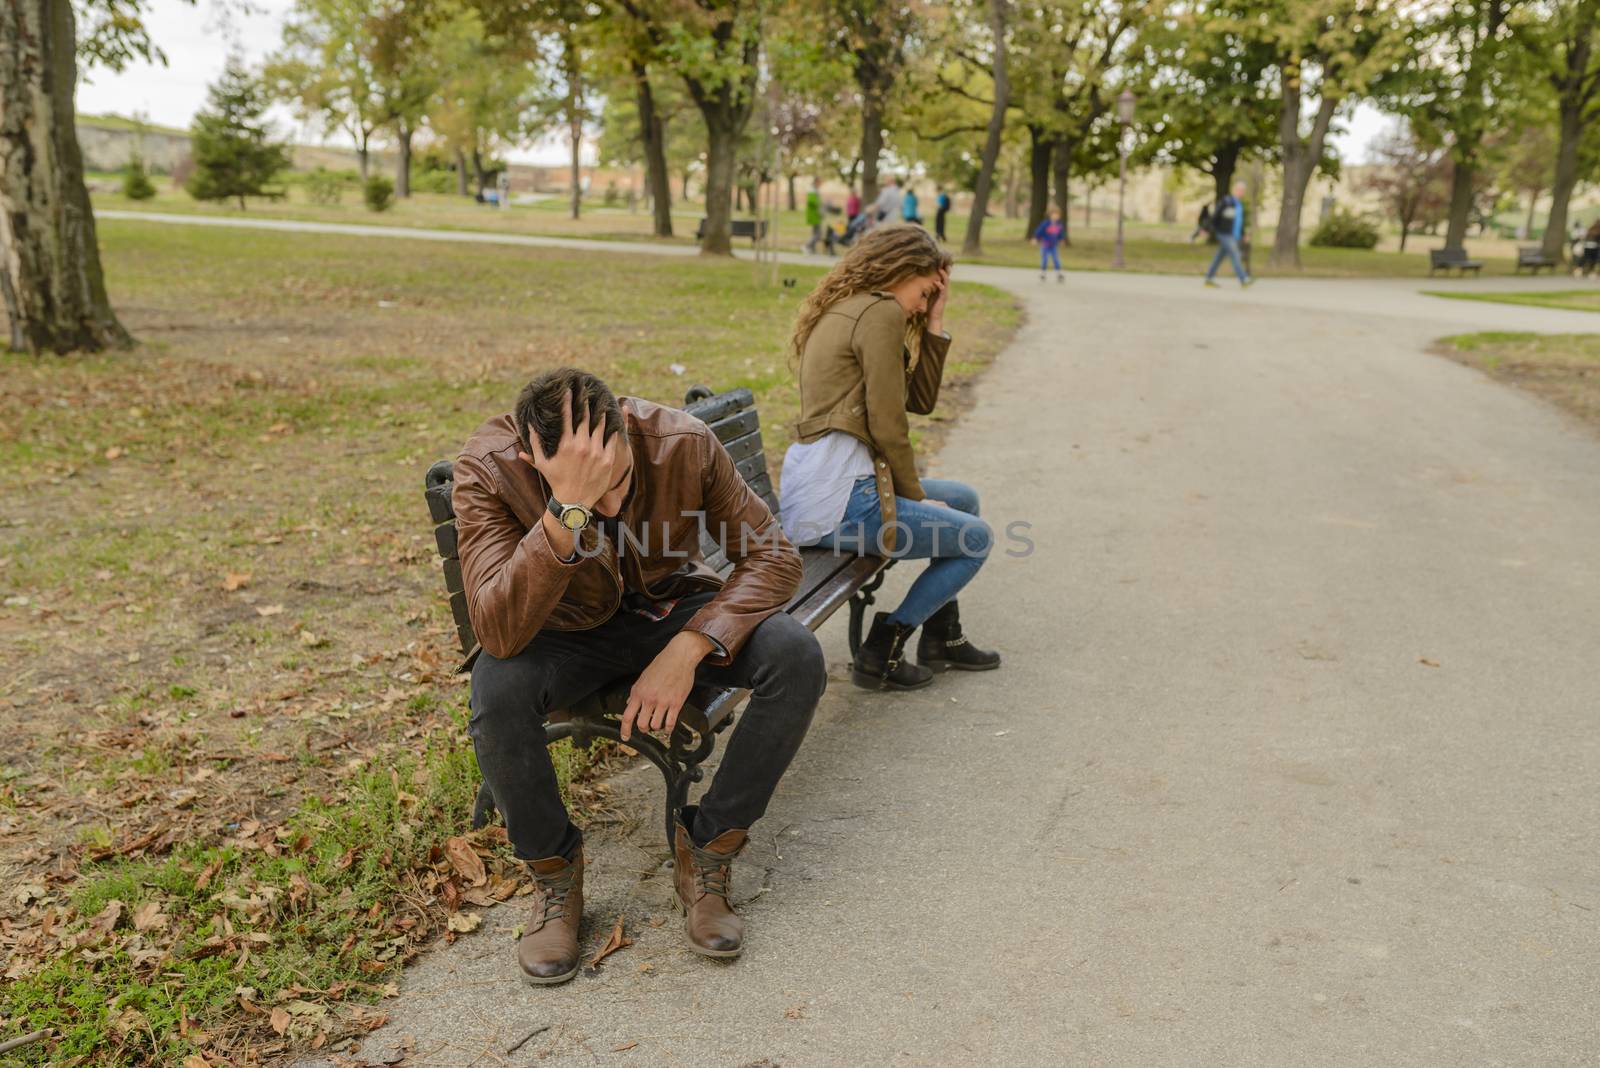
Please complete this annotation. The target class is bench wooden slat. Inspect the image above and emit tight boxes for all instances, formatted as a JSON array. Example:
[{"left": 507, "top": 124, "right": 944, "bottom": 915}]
[
  {"left": 734, "top": 450, "right": 768, "bottom": 484},
  {"left": 721, "top": 428, "right": 765, "bottom": 464},
  {"left": 443, "top": 557, "right": 464, "bottom": 595},
  {"left": 789, "top": 552, "right": 890, "bottom": 632},
  {"left": 708, "top": 409, "right": 760, "bottom": 444},
  {"left": 434, "top": 520, "right": 458, "bottom": 560},
  {"left": 684, "top": 387, "right": 755, "bottom": 425}
]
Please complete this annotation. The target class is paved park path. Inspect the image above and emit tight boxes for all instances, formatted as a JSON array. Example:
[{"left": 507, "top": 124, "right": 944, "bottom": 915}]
[{"left": 122, "top": 211, "right": 1600, "bottom": 1066}]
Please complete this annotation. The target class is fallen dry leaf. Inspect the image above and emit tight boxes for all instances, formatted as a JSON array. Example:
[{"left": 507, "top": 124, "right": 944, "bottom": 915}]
[
  {"left": 104, "top": 446, "right": 125, "bottom": 460},
  {"left": 446, "top": 911, "right": 482, "bottom": 934},
  {"left": 442, "top": 836, "right": 487, "bottom": 887},
  {"left": 132, "top": 901, "right": 167, "bottom": 932},
  {"left": 221, "top": 572, "right": 252, "bottom": 592},
  {"left": 269, "top": 1006, "right": 291, "bottom": 1035},
  {"left": 255, "top": 604, "right": 285, "bottom": 617},
  {"left": 298, "top": 630, "right": 326, "bottom": 648},
  {"left": 613, "top": 1041, "right": 638, "bottom": 1052},
  {"left": 588, "top": 915, "right": 632, "bottom": 968},
  {"left": 1419, "top": 657, "right": 1440, "bottom": 668}
]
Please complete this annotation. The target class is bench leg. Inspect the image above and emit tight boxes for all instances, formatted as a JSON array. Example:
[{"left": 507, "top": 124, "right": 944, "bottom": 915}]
[
  {"left": 847, "top": 569, "right": 891, "bottom": 660},
  {"left": 469, "top": 715, "right": 716, "bottom": 855}
]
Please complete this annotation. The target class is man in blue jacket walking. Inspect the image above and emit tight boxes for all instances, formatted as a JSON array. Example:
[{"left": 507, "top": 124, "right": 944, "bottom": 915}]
[{"left": 1204, "top": 181, "right": 1254, "bottom": 288}]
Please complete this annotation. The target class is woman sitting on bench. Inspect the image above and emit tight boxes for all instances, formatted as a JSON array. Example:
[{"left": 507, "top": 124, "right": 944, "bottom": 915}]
[{"left": 779, "top": 225, "right": 1002, "bottom": 691}]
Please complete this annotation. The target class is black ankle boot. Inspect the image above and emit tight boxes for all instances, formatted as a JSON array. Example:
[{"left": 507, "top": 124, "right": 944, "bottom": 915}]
[
  {"left": 916, "top": 600, "right": 1001, "bottom": 672},
  {"left": 852, "top": 612, "right": 934, "bottom": 691}
]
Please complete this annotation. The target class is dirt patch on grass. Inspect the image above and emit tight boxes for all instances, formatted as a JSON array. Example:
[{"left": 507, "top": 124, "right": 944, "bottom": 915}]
[
  {"left": 1436, "top": 332, "right": 1600, "bottom": 432},
  {"left": 0, "top": 219, "right": 1021, "bottom": 1064}
]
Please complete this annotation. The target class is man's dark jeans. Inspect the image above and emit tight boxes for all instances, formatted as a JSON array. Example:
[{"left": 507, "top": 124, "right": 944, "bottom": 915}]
[{"left": 469, "top": 590, "right": 825, "bottom": 861}]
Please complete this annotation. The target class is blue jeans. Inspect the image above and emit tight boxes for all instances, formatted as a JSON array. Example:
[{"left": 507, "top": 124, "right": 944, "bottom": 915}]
[
  {"left": 1206, "top": 234, "right": 1249, "bottom": 281},
  {"left": 811, "top": 476, "right": 992, "bottom": 628},
  {"left": 1040, "top": 245, "right": 1062, "bottom": 271}
]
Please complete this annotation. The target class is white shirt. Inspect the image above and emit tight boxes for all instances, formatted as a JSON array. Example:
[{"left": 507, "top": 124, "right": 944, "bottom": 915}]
[{"left": 779, "top": 432, "right": 874, "bottom": 546}]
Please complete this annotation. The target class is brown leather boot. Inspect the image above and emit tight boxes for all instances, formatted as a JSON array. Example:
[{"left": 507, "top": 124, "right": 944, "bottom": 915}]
[
  {"left": 517, "top": 850, "right": 583, "bottom": 985},
  {"left": 672, "top": 808, "right": 747, "bottom": 958}
]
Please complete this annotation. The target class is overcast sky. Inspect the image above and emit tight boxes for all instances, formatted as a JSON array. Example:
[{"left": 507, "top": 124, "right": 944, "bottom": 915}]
[{"left": 76, "top": 0, "right": 1388, "bottom": 168}]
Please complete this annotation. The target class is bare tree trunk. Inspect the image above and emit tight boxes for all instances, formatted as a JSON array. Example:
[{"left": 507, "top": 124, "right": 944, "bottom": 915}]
[
  {"left": 357, "top": 138, "right": 370, "bottom": 182},
  {"left": 786, "top": 173, "right": 797, "bottom": 211},
  {"left": 860, "top": 89, "right": 885, "bottom": 205},
  {"left": 960, "top": 0, "right": 1010, "bottom": 258},
  {"left": 1052, "top": 136, "right": 1073, "bottom": 246},
  {"left": 1443, "top": 159, "right": 1475, "bottom": 251},
  {"left": 1211, "top": 142, "right": 1240, "bottom": 203},
  {"left": 1524, "top": 187, "right": 1540, "bottom": 237},
  {"left": 0, "top": 0, "right": 131, "bottom": 353},
  {"left": 1272, "top": 78, "right": 1338, "bottom": 270},
  {"left": 472, "top": 146, "right": 487, "bottom": 195},
  {"left": 454, "top": 147, "right": 469, "bottom": 197},
  {"left": 1025, "top": 126, "right": 1050, "bottom": 237},
  {"left": 700, "top": 120, "right": 739, "bottom": 255},
  {"left": 1543, "top": 94, "right": 1586, "bottom": 261},
  {"left": 395, "top": 121, "right": 413, "bottom": 198},
  {"left": 564, "top": 29, "right": 582, "bottom": 221},
  {"left": 684, "top": 40, "right": 758, "bottom": 257},
  {"left": 632, "top": 60, "right": 673, "bottom": 237}
]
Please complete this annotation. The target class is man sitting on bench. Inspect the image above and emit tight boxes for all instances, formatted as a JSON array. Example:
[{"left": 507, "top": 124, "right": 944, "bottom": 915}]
[{"left": 453, "top": 368, "right": 824, "bottom": 984}]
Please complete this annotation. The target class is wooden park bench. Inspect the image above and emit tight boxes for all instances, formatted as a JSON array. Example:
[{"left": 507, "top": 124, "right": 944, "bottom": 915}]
[
  {"left": 695, "top": 218, "right": 769, "bottom": 245},
  {"left": 1428, "top": 247, "right": 1484, "bottom": 276},
  {"left": 1515, "top": 246, "right": 1560, "bottom": 274},
  {"left": 424, "top": 385, "right": 893, "bottom": 850}
]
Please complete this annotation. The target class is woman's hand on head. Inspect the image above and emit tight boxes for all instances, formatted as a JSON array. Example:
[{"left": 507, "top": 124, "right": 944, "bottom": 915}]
[{"left": 928, "top": 266, "right": 950, "bottom": 333}]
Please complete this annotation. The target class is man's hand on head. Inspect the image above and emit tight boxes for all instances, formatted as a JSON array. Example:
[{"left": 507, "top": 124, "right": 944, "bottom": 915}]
[
  {"left": 517, "top": 388, "right": 620, "bottom": 509},
  {"left": 619, "top": 630, "right": 716, "bottom": 742}
]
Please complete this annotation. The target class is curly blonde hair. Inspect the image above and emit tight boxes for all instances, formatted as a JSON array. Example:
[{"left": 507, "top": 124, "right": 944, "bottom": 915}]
[{"left": 791, "top": 225, "right": 953, "bottom": 365}]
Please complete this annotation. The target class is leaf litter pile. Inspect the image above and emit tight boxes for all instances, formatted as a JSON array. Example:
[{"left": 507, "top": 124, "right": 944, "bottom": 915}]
[{"left": 0, "top": 221, "right": 1018, "bottom": 1065}]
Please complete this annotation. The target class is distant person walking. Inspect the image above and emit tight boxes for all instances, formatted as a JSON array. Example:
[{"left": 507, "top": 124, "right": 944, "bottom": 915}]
[
  {"left": 845, "top": 187, "right": 862, "bottom": 225},
  {"left": 935, "top": 188, "right": 952, "bottom": 242},
  {"left": 1204, "top": 181, "right": 1254, "bottom": 289},
  {"left": 1190, "top": 202, "right": 1212, "bottom": 242},
  {"left": 804, "top": 179, "right": 825, "bottom": 255},
  {"left": 902, "top": 184, "right": 922, "bottom": 226},
  {"left": 871, "top": 176, "right": 903, "bottom": 229},
  {"left": 1034, "top": 206, "right": 1066, "bottom": 283}
]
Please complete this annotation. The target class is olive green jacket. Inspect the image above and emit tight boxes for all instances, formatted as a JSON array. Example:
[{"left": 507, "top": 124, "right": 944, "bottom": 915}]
[{"left": 793, "top": 291, "right": 951, "bottom": 548}]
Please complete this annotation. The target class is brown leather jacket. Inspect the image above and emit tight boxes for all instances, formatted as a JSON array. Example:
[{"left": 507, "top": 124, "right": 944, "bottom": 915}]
[
  {"left": 792, "top": 291, "right": 951, "bottom": 547},
  {"left": 453, "top": 397, "right": 802, "bottom": 662}
]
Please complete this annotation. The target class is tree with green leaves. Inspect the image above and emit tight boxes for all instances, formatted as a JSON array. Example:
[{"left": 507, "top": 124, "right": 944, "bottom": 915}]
[
  {"left": 1136, "top": 0, "right": 1279, "bottom": 205},
  {"left": 1362, "top": 119, "right": 1451, "bottom": 249},
  {"left": 1007, "top": 0, "right": 1150, "bottom": 240},
  {"left": 959, "top": 0, "right": 1013, "bottom": 257},
  {"left": 370, "top": 0, "right": 449, "bottom": 197},
  {"left": 1243, "top": 0, "right": 1410, "bottom": 268},
  {"left": 1515, "top": 0, "right": 1600, "bottom": 260},
  {"left": 826, "top": 0, "right": 923, "bottom": 204},
  {"left": 186, "top": 58, "right": 293, "bottom": 209},
  {"left": 0, "top": 0, "right": 153, "bottom": 352},
  {"left": 613, "top": 0, "right": 769, "bottom": 255},
  {"left": 266, "top": 0, "right": 387, "bottom": 181},
  {"left": 428, "top": 8, "right": 539, "bottom": 199},
  {"left": 1383, "top": 0, "right": 1519, "bottom": 252}
]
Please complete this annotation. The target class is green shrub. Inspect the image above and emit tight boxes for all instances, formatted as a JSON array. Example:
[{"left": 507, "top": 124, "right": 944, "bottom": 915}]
[
  {"left": 364, "top": 175, "right": 394, "bottom": 213},
  {"left": 409, "top": 168, "right": 457, "bottom": 195},
  {"left": 122, "top": 157, "right": 156, "bottom": 201},
  {"left": 1310, "top": 208, "right": 1380, "bottom": 249},
  {"left": 303, "top": 167, "right": 345, "bottom": 206}
]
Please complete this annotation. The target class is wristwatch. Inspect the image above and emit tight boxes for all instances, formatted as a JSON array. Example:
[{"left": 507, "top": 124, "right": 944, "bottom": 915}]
[{"left": 547, "top": 497, "right": 593, "bottom": 532}]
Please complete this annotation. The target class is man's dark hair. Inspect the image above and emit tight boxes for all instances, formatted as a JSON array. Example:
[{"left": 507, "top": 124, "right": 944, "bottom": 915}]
[{"left": 513, "top": 368, "right": 626, "bottom": 458}]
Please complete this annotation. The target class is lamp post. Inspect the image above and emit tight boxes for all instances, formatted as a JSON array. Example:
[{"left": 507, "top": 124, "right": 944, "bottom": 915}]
[{"left": 1112, "top": 88, "right": 1136, "bottom": 270}]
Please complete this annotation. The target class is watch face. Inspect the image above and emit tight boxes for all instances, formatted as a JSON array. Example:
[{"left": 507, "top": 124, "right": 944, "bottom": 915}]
[{"left": 559, "top": 505, "right": 589, "bottom": 531}]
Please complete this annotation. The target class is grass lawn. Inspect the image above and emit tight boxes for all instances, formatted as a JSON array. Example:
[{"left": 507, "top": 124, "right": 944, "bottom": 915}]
[
  {"left": 93, "top": 181, "right": 1530, "bottom": 279},
  {"left": 1437, "top": 332, "right": 1600, "bottom": 431},
  {"left": 1423, "top": 289, "right": 1600, "bottom": 313},
  {"left": 0, "top": 220, "right": 1021, "bottom": 1065}
]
